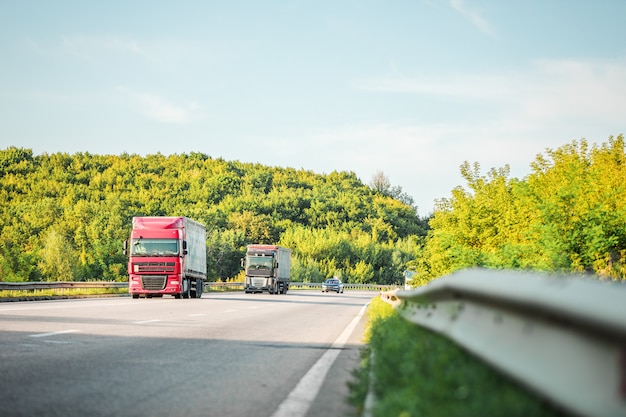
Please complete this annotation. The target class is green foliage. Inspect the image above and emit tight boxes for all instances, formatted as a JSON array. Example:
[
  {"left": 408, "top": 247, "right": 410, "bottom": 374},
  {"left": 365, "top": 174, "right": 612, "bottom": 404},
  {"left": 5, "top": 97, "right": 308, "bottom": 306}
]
[
  {"left": 350, "top": 297, "right": 564, "bottom": 417},
  {"left": 279, "top": 226, "right": 419, "bottom": 284},
  {"left": 417, "top": 134, "right": 626, "bottom": 282},
  {"left": 0, "top": 148, "right": 426, "bottom": 282},
  {"left": 38, "top": 229, "right": 78, "bottom": 281}
]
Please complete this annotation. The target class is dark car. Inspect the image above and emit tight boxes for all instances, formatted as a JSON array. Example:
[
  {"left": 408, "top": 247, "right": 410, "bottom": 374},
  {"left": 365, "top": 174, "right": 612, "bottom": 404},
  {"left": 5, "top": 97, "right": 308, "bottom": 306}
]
[{"left": 322, "top": 278, "right": 344, "bottom": 293}]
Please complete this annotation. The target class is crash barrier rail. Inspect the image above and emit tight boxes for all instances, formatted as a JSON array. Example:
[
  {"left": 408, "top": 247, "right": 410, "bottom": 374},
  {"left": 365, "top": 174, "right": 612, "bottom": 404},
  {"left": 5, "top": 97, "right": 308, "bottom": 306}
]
[
  {"left": 0, "top": 281, "right": 394, "bottom": 292},
  {"left": 290, "top": 282, "right": 395, "bottom": 291},
  {"left": 205, "top": 282, "right": 395, "bottom": 291},
  {"left": 0, "top": 281, "right": 128, "bottom": 291},
  {"left": 380, "top": 268, "right": 626, "bottom": 417}
]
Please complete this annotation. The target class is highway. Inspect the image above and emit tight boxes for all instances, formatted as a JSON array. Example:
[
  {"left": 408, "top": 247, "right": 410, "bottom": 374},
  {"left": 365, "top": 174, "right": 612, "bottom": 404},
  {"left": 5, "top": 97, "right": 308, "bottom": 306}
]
[{"left": 0, "top": 290, "right": 373, "bottom": 417}]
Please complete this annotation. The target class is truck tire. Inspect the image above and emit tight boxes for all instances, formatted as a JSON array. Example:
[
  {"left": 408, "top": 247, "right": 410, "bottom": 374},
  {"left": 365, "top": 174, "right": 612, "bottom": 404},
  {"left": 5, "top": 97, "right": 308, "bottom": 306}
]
[
  {"left": 196, "top": 279, "right": 203, "bottom": 298},
  {"left": 190, "top": 278, "right": 201, "bottom": 298},
  {"left": 182, "top": 278, "right": 191, "bottom": 299}
]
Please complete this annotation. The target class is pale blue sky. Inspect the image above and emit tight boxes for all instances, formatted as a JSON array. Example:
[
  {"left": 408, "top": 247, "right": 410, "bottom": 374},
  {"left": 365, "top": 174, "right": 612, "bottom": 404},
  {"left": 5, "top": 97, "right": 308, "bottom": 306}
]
[{"left": 1, "top": 1, "right": 625, "bottom": 215}]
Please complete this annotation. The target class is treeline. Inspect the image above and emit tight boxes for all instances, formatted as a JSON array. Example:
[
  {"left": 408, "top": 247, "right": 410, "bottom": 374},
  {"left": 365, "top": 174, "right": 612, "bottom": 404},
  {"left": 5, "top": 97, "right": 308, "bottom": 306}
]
[
  {"left": 413, "top": 134, "right": 626, "bottom": 283},
  {"left": 0, "top": 148, "right": 427, "bottom": 283}
]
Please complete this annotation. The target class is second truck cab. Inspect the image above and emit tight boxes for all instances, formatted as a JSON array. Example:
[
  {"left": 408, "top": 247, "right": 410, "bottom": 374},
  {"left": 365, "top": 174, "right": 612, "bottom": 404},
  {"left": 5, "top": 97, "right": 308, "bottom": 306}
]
[{"left": 243, "top": 245, "right": 291, "bottom": 295}]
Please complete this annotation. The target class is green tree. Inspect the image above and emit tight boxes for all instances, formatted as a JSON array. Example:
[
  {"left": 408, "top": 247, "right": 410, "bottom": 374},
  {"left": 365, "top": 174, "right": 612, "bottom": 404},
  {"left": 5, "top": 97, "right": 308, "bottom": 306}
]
[
  {"left": 38, "top": 229, "right": 78, "bottom": 281},
  {"left": 528, "top": 136, "right": 626, "bottom": 277},
  {"left": 206, "top": 229, "right": 247, "bottom": 280},
  {"left": 0, "top": 147, "right": 426, "bottom": 284}
]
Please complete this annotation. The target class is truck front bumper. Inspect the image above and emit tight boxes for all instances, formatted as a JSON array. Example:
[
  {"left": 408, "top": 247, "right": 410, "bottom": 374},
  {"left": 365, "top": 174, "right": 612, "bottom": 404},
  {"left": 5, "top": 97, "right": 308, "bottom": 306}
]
[{"left": 129, "top": 275, "right": 182, "bottom": 294}]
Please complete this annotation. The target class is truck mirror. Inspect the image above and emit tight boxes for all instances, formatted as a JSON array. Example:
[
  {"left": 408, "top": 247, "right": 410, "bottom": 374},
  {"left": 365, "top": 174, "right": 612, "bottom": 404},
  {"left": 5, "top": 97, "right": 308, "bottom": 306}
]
[
  {"left": 183, "top": 241, "right": 188, "bottom": 250},
  {"left": 123, "top": 240, "right": 127, "bottom": 256},
  {"left": 240, "top": 258, "right": 244, "bottom": 268}
]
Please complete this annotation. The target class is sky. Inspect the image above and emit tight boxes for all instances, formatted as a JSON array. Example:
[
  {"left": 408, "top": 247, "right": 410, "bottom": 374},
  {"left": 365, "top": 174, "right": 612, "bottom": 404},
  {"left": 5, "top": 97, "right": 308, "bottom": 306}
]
[{"left": 1, "top": 1, "right": 625, "bottom": 215}]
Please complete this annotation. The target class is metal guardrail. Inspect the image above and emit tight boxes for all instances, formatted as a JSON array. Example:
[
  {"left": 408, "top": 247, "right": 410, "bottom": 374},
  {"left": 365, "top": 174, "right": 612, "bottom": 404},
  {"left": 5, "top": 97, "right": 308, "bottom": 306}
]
[
  {"left": 207, "top": 282, "right": 396, "bottom": 291},
  {"left": 380, "top": 268, "right": 626, "bottom": 417},
  {"left": 290, "top": 282, "right": 396, "bottom": 291},
  {"left": 0, "top": 281, "right": 128, "bottom": 291},
  {"left": 0, "top": 281, "right": 394, "bottom": 292}
]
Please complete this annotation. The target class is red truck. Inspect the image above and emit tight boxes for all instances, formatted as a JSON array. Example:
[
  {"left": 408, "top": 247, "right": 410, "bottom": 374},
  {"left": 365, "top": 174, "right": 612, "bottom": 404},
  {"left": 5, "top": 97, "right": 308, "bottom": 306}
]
[{"left": 125, "top": 216, "right": 207, "bottom": 299}]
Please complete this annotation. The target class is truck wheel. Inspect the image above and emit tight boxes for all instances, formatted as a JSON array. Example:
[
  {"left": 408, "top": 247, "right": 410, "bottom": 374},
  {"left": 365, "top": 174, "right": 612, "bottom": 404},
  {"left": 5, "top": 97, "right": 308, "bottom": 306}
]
[
  {"left": 182, "top": 279, "right": 191, "bottom": 299},
  {"left": 196, "top": 279, "right": 203, "bottom": 298}
]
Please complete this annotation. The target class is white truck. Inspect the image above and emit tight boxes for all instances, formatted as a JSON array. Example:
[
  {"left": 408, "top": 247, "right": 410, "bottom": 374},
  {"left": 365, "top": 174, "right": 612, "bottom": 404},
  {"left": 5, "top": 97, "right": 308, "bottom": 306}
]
[{"left": 243, "top": 245, "right": 291, "bottom": 294}]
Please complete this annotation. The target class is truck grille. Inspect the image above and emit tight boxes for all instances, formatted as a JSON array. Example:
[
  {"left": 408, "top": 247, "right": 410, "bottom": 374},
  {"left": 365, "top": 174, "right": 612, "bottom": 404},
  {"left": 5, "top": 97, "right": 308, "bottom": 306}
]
[
  {"left": 252, "top": 278, "right": 266, "bottom": 287},
  {"left": 141, "top": 276, "right": 167, "bottom": 290},
  {"left": 135, "top": 262, "right": 176, "bottom": 273}
]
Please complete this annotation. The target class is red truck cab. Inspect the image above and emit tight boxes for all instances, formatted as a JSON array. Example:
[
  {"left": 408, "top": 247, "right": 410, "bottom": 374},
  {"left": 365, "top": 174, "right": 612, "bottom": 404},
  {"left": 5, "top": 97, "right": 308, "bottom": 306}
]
[{"left": 126, "top": 217, "right": 206, "bottom": 299}]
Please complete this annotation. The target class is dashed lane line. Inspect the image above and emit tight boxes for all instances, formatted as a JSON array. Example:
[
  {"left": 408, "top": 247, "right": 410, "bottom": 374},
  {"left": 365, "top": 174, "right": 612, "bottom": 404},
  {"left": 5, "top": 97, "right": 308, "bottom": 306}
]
[
  {"left": 133, "top": 319, "right": 162, "bottom": 324},
  {"left": 29, "top": 329, "right": 79, "bottom": 338}
]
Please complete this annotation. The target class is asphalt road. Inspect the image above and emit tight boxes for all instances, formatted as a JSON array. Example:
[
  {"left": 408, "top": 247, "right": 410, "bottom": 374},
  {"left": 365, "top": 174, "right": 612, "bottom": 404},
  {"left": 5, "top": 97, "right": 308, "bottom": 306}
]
[{"left": 0, "top": 290, "right": 373, "bottom": 417}]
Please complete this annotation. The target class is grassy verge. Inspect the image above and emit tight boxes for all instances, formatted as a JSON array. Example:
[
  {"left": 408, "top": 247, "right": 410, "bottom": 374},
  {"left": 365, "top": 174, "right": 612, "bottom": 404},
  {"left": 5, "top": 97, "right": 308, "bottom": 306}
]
[
  {"left": 0, "top": 287, "right": 128, "bottom": 301},
  {"left": 349, "top": 296, "right": 566, "bottom": 417}
]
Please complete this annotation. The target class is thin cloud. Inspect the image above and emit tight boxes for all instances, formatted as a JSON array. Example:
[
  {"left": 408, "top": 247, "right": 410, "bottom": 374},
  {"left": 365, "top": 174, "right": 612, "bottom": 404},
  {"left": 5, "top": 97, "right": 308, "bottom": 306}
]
[
  {"left": 62, "top": 35, "right": 153, "bottom": 61},
  {"left": 517, "top": 59, "right": 626, "bottom": 123},
  {"left": 116, "top": 87, "right": 201, "bottom": 124},
  {"left": 450, "top": 0, "right": 495, "bottom": 36},
  {"left": 353, "top": 72, "right": 514, "bottom": 100},
  {"left": 354, "top": 58, "right": 626, "bottom": 125}
]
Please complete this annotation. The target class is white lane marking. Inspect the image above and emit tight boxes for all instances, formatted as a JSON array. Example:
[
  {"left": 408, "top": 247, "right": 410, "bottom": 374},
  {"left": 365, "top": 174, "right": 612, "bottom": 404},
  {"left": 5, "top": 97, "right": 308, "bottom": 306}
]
[
  {"left": 29, "top": 329, "right": 79, "bottom": 338},
  {"left": 133, "top": 319, "right": 161, "bottom": 324},
  {"left": 189, "top": 314, "right": 206, "bottom": 317},
  {"left": 225, "top": 309, "right": 237, "bottom": 313},
  {"left": 270, "top": 303, "right": 368, "bottom": 417},
  {"left": 248, "top": 306, "right": 259, "bottom": 310}
]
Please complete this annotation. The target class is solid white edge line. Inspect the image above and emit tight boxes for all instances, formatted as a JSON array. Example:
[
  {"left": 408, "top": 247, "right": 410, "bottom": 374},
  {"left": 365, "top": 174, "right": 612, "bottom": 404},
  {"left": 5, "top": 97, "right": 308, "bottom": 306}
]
[
  {"left": 29, "top": 329, "right": 79, "bottom": 338},
  {"left": 270, "top": 303, "right": 368, "bottom": 417}
]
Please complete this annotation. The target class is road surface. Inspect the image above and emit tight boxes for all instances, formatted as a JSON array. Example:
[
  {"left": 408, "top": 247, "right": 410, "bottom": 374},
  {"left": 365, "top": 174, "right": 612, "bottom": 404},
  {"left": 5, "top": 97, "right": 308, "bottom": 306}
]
[{"left": 0, "top": 290, "right": 372, "bottom": 417}]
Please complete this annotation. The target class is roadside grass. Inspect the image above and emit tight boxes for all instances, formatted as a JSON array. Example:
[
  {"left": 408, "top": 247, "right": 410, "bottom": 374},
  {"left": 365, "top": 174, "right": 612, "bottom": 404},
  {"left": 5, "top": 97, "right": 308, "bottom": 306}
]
[
  {"left": 204, "top": 283, "right": 245, "bottom": 292},
  {"left": 0, "top": 287, "right": 128, "bottom": 300},
  {"left": 349, "top": 296, "right": 566, "bottom": 417}
]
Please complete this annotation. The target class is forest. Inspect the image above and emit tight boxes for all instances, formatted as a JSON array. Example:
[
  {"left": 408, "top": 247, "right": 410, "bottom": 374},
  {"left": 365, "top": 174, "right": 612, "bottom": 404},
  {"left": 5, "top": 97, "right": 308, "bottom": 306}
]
[
  {"left": 411, "top": 134, "right": 626, "bottom": 283},
  {"left": 0, "top": 148, "right": 427, "bottom": 284},
  {"left": 2, "top": 134, "right": 625, "bottom": 285}
]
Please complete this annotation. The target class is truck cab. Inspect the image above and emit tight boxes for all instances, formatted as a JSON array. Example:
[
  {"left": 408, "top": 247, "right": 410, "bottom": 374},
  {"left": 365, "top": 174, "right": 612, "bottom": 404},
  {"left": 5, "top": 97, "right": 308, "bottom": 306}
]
[
  {"left": 243, "top": 245, "right": 291, "bottom": 294},
  {"left": 126, "top": 217, "right": 206, "bottom": 299}
]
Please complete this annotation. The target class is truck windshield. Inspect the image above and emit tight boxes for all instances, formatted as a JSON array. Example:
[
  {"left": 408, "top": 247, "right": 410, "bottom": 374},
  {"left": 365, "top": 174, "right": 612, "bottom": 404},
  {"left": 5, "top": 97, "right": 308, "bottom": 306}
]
[
  {"left": 131, "top": 238, "right": 178, "bottom": 256},
  {"left": 247, "top": 256, "right": 274, "bottom": 270}
]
